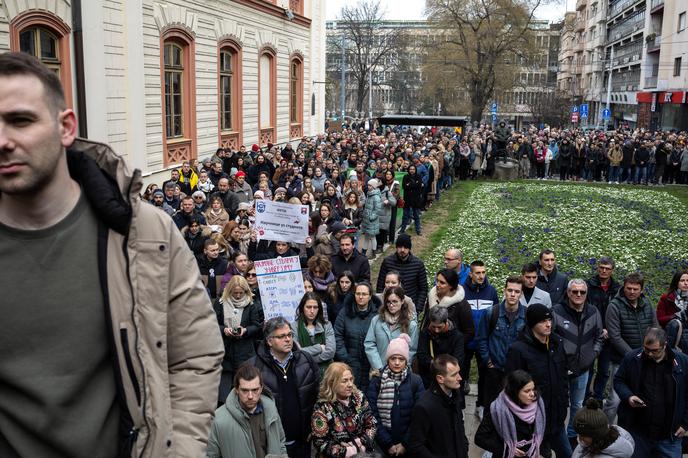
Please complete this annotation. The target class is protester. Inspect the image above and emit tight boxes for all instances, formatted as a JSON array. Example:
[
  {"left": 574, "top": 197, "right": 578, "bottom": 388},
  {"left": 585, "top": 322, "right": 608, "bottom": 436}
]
[
  {"left": 571, "top": 398, "right": 634, "bottom": 458},
  {"left": 417, "top": 305, "right": 465, "bottom": 388},
  {"left": 327, "top": 270, "right": 356, "bottom": 324},
  {"left": 656, "top": 269, "right": 688, "bottom": 352},
  {"left": 425, "top": 268, "right": 475, "bottom": 355},
  {"left": 377, "top": 234, "right": 429, "bottom": 315},
  {"left": 291, "top": 292, "right": 336, "bottom": 374}
]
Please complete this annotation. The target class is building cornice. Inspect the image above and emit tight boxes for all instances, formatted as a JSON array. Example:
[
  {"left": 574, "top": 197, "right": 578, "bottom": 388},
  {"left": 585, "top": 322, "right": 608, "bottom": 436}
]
[{"left": 233, "top": 0, "right": 311, "bottom": 28}]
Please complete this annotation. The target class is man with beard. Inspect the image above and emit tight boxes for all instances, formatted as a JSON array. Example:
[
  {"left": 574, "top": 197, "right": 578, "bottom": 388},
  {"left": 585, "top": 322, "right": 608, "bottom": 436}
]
[{"left": 197, "top": 239, "right": 229, "bottom": 300}]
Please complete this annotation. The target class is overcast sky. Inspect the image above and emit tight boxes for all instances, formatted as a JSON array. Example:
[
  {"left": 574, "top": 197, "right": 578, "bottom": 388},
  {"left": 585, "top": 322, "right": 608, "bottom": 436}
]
[{"left": 325, "top": 0, "right": 569, "bottom": 24}]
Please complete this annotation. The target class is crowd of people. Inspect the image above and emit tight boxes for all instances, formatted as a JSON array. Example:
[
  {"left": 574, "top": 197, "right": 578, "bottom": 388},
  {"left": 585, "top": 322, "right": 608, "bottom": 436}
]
[
  {"left": 5, "top": 50, "right": 688, "bottom": 458},
  {"left": 138, "top": 119, "right": 688, "bottom": 458}
]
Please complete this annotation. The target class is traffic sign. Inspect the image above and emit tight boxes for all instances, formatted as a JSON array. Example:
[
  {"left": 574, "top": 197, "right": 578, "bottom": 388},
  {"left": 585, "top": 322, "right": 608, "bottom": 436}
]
[
  {"left": 602, "top": 108, "right": 611, "bottom": 119},
  {"left": 580, "top": 104, "right": 589, "bottom": 119},
  {"left": 491, "top": 102, "right": 498, "bottom": 113},
  {"left": 572, "top": 106, "right": 579, "bottom": 113},
  {"left": 571, "top": 112, "right": 579, "bottom": 123},
  {"left": 491, "top": 114, "right": 497, "bottom": 123}
]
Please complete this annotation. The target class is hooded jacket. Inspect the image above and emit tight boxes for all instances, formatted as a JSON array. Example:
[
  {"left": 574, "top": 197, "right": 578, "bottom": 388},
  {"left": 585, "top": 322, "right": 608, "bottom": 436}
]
[
  {"left": 334, "top": 294, "right": 382, "bottom": 390},
  {"left": 65, "top": 139, "right": 224, "bottom": 457},
  {"left": 206, "top": 389, "right": 286, "bottom": 458},
  {"left": 424, "top": 286, "right": 475, "bottom": 345},
  {"left": 463, "top": 277, "right": 500, "bottom": 350},
  {"left": 571, "top": 426, "right": 634, "bottom": 458},
  {"left": 364, "top": 314, "right": 419, "bottom": 371}
]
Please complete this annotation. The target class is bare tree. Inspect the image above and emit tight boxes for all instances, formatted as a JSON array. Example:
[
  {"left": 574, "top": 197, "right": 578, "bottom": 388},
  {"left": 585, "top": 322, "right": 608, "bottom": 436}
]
[
  {"left": 332, "top": 0, "right": 406, "bottom": 114},
  {"left": 424, "top": 0, "right": 552, "bottom": 122},
  {"left": 528, "top": 90, "right": 574, "bottom": 127}
]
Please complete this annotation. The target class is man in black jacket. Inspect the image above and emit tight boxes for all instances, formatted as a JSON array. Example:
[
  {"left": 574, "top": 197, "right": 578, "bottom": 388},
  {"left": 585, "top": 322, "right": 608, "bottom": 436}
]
[
  {"left": 250, "top": 317, "right": 319, "bottom": 458},
  {"left": 586, "top": 256, "right": 621, "bottom": 401},
  {"left": 416, "top": 306, "right": 465, "bottom": 388},
  {"left": 536, "top": 249, "right": 569, "bottom": 306},
  {"left": 210, "top": 178, "right": 239, "bottom": 219},
  {"left": 408, "top": 354, "right": 468, "bottom": 457},
  {"left": 330, "top": 234, "right": 370, "bottom": 282},
  {"left": 196, "top": 239, "right": 229, "bottom": 300},
  {"left": 376, "top": 233, "right": 428, "bottom": 315},
  {"left": 506, "top": 304, "right": 572, "bottom": 458}
]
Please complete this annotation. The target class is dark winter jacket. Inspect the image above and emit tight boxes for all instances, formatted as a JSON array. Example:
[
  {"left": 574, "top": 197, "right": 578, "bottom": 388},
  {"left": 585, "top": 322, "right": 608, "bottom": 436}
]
[
  {"left": 621, "top": 141, "right": 635, "bottom": 167},
  {"left": 197, "top": 255, "right": 229, "bottom": 299},
  {"left": 367, "top": 372, "right": 425, "bottom": 451},
  {"left": 463, "top": 278, "right": 500, "bottom": 350},
  {"left": 423, "top": 286, "right": 475, "bottom": 346},
  {"left": 474, "top": 403, "right": 536, "bottom": 457},
  {"left": 552, "top": 302, "right": 604, "bottom": 376},
  {"left": 334, "top": 294, "right": 382, "bottom": 391},
  {"left": 586, "top": 275, "right": 621, "bottom": 327},
  {"left": 417, "top": 322, "right": 465, "bottom": 388},
  {"left": 407, "top": 383, "right": 469, "bottom": 458},
  {"left": 606, "top": 290, "right": 658, "bottom": 363},
  {"left": 376, "top": 253, "right": 428, "bottom": 315},
  {"left": 558, "top": 141, "right": 573, "bottom": 166},
  {"left": 614, "top": 347, "right": 688, "bottom": 437},
  {"left": 212, "top": 299, "right": 262, "bottom": 371},
  {"left": 505, "top": 328, "right": 569, "bottom": 434},
  {"left": 172, "top": 209, "right": 206, "bottom": 229},
  {"left": 476, "top": 302, "right": 527, "bottom": 370},
  {"left": 249, "top": 343, "right": 320, "bottom": 442},
  {"left": 330, "top": 249, "right": 371, "bottom": 283},
  {"left": 536, "top": 265, "right": 569, "bottom": 306},
  {"left": 402, "top": 172, "right": 425, "bottom": 209}
]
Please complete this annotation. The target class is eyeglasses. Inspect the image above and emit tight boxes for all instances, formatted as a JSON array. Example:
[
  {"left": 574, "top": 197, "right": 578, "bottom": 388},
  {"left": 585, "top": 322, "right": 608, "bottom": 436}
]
[
  {"left": 643, "top": 345, "right": 663, "bottom": 354},
  {"left": 270, "top": 332, "right": 293, "bottom": 340},
  {"left": 570, "top": 290, "right": 587, "bottom": 296},
  {"left": 246, "top": 273, "right": 257, "bottom": 278}
]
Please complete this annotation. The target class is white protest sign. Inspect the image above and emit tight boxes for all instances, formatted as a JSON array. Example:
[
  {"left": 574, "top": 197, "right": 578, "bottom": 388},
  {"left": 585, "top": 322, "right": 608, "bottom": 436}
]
[
  {"left": 254, "top": 199, "right": 309, "bottom": 244},
  {"left": 255, "top": 256, "right": 305, "bottom": 321}
]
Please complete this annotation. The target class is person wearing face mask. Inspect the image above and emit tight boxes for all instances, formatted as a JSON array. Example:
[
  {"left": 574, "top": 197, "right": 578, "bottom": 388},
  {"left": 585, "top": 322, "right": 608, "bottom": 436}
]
[
  {"left": 367, "top": 334, "right": 425, "bottom": 457},
  {"left": 364, "top": 287, "right": 419, "bottom": 374},
  {"left": 475, "top": 370, "right": 546, "bottom": 458},
  {"left": 614, "top": 327, "right": 688, "bottom": 457}
]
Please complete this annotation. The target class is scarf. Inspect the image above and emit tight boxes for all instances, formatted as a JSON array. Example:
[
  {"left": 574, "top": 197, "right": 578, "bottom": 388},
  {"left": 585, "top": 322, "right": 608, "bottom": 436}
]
[
  {"left": 309, "top": 271, "right": 336, "bottom": 292},
  {"left": 377, "top": 366, "right": 408, "bottom": 428},
  {"left": 297, "top": 319, "right": 326, "bottom": 347},
  {"left": 222, "top": 294, "right": 252, "bottom": 329},
  {"left": 490, "top": 391, "right": 545, "bottom": 458},
  {"left": 197, "top": 180, "right": 214, "bottom": 193},
  {"left": 675, "top": 289, "right": 688, "bottom": 312},
  {"left": 384, "top": 311, "right": 400, "bottom": 329}
]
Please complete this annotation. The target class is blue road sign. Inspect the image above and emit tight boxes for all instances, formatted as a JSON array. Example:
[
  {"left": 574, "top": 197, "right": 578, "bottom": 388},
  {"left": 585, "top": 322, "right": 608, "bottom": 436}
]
[
  {"left": 602, "top": 108, "right": 611, "bottom": 119},
  {"left": 491, "top": 102, "right": 498, "bottom": 113},
  {"left": 572, "top": 106, "right": 579, "bottom": 113},
  {"left": 580, "top": 103, "right": 589, "bottom": 119},
  {"left": 492, "top": 114, "right": 497, "bottom": 123}
]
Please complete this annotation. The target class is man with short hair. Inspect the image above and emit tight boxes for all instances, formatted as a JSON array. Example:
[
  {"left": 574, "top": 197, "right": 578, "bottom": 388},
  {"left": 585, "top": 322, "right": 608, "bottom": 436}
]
[
  {"left": 476, "top": 276, "right": 527, "bottom": 406},
  {"left": 604, "top": 272, "right": 658, "bottom": 422},
  {"left": 209, "top": 160, "right": 229, "bottom": 187},
  {"left": 173, "top": 195, "right": 207, "bottom": 229},
  {"left": 211, "top": 177, "right": 240, "bottom": 219},
  {"left": 162, "top": 168, "right": 182, "bottom": 193},
  {"left": 586, "top": 256, "right": 621, "bottom": 401},
  {"left": 249, "top": 317, "right": 319, "bottom": 458},
  {"left": 408, "top": 354, "right": 469, "bottom": 457},
  {"left": 462, "top": 260, "right": 499, "bottom": 415},
  {"left": 0, "top": 52, "right": 223, "bottom": 457},
  {"left": 520, "top": 262, "right": 552, "bottom": 307},
  {"left": 163, "top": 180, "right": 181, "bottom": 210},
  {"left": 444, "top": 248, "right": 470, "bottom": 285},
  {"left": 207, "top": 363, "right": 287, "bottom": 457},
  {"left": 614, "top": 327, "right": 688, "bottom": 457},
  {"left": 197, "top": 239, "right": 229, "bottom": 300},
  {"left": 552, "top": 279, "right": 604, "bottom": 445},
  {"left": 151, "top": 188, "right": 175, "bottom": 216},
  {"left": 536, "top": 249, "right": 569, "bottom": 305},
  {"left": 417, "top": 306, "right": 465, "bottom": 388},
  {"left": 178, "top": 160, "right": 198, "bottom": 195},
  {"left": 376, "top": 233, "right": 428, "bottom": 315},
  {"left": 330, "top": 233, "right": 370, "bottom": 282},
  {"left": 506, "top": 304, "right": 572, "bottom": 458}
]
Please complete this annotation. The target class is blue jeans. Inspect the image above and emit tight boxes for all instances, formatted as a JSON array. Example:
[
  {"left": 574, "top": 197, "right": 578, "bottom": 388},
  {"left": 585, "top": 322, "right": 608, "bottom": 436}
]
[
  {"left": 400, "top": 207, "right": 421, "bottom": 234},
  {"left": 608, "top": 165, "right": 620, "bottom": 182},
  {"left": 542, "top": 427, "right": 572, "bottom": 458},
  {"left": 567, "top": 371, "right": 590, "bottom": 438},
  {"left": 632, "top": 434, "right": 682, "bottom": 458},
  {"left": 591, "top": 345, "right": 611, "bottom": 401},
  {"left": 623, "top": 167, "right": 633, "bottom": 183},
  {"left": 635, "top": 165, "right": 647, "bottom": 184}
]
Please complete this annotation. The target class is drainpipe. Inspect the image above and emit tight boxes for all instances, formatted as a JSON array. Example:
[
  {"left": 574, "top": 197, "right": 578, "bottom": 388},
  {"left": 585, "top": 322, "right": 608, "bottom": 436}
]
[{"left": 72, "top": 0, "right": 88, "bottom": 137}]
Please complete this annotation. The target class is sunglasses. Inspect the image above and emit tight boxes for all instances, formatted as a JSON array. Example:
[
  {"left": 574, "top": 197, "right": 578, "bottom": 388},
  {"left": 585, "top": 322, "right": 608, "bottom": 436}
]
[{"left": 570, "top": 290, "right": 587, "bottom": 296}]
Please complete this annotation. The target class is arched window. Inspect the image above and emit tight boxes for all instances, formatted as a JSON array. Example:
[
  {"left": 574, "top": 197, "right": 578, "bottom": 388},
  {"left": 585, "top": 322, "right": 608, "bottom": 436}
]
[
  {"left": 218, "top": 41, "right": 242, "bottom": 150},
  {"left": 289, "top": 56, "right": 303, "bottom": 138},
  {"left": 9, "top": 12, "right": 73, "bottom": 108},
  {"left": 160, "top": 29, "right": 196, "bottom": 166},
  {"left": 258, "top": 48, "right": 277, "bottom": 146}
]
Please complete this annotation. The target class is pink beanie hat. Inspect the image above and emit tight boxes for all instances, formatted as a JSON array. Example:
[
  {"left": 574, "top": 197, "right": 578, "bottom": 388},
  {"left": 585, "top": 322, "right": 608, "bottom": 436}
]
[{"left": 386, "top": 333, "right": 411, "bottom": 361}]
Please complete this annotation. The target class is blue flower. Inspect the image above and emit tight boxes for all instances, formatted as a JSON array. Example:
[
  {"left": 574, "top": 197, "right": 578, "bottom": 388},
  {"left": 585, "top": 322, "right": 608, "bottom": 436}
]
[{"left": 499, "top": 256, "right": 510, "bottom": 263}]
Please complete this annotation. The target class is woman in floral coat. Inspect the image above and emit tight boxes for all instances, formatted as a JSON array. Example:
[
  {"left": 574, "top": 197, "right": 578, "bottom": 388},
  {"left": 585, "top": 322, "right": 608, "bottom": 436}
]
[{"left": 311, "top": 362, "right": 377, "bottom": 457}]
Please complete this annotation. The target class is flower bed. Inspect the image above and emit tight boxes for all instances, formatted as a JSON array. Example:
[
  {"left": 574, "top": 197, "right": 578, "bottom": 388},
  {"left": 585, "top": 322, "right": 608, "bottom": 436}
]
[{"left": 425, "top": 182, "right": 688, "bottom": 304}]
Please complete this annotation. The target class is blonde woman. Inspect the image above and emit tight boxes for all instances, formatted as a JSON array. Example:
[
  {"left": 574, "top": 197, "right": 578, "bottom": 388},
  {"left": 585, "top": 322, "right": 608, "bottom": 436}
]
[
  {"left": 212, "top": 275, "right": 262, "bottom": 405},
  {"left": 310, "top": 362, "right": 377, "bottom": 457}
]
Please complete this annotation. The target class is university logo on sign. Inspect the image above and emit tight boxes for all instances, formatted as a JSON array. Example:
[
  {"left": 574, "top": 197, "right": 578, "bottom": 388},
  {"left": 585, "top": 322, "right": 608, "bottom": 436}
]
[{"left": 664, "top": 92, "right": 673, "bottom": 103}]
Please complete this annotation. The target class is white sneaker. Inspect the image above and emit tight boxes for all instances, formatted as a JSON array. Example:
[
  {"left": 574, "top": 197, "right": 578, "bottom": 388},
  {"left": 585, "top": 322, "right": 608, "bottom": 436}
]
[{"left": 481, "top": 452, "right": 493, "bottom": 458}]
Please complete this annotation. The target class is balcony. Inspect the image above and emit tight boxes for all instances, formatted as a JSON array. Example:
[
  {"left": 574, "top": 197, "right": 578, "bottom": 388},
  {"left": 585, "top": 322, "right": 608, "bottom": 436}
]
[
  {"left": 607, "top": 18, "right": 644, "bottom": 43},
  {"left": 650, "top": 0, "right": 664, "bottom": 13},
  {"left": 575, "top": 17, "right": 586, "bottom": 32},
  {"left": 609, "top": 0, "right": 645, "bottom": 18},
  {"left": 646, "top": 35, "right": 661, "bottom": 53},
  {"left": 576, "top": 0, "right": 587, "bottom": 10},
  {"left": 645, "top": 76, "right": 658, "bottom": 88}
]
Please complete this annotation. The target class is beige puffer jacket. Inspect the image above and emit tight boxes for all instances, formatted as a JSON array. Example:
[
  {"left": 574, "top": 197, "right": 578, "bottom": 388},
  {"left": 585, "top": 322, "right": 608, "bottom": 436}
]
[{"left": 69, "top": 139, "right": 224, "bottom": 457}]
